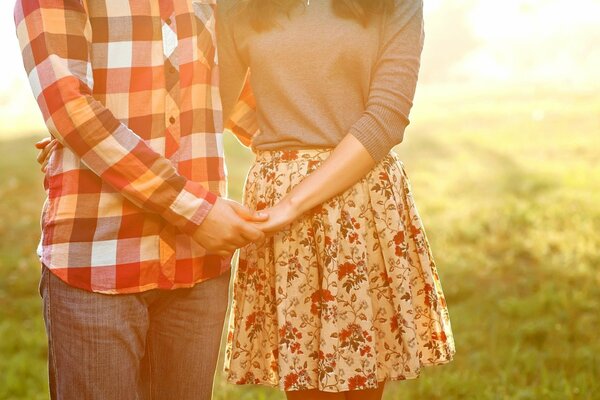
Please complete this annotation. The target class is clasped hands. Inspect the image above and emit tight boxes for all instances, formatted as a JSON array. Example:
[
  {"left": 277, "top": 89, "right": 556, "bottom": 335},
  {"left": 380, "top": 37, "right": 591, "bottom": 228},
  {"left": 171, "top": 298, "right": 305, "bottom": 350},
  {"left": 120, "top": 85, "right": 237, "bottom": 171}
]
[
  {"left": 194, "top": 197, "right": 298, "bottom": 257},
  {"left": 35, "top": 138, "right": 298, "bottom": 257}
]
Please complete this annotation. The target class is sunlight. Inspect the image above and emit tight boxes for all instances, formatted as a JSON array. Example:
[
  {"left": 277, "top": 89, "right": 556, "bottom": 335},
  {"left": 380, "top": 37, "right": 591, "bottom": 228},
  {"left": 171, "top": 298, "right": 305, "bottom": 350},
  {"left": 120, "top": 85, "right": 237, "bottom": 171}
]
[
  {"left": 1, "top": 0, "right": 599, "bottom": 139},
  {"left": 457, "top": 0, "right": 600, "bottom": 85}
]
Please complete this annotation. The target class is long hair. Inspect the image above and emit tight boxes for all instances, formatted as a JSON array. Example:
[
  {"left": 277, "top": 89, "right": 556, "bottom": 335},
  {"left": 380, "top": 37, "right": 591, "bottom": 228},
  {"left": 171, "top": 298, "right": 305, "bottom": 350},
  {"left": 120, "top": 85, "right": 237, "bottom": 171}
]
[{"left": 237, "top": 0, "right": 396, "bottom": 31}]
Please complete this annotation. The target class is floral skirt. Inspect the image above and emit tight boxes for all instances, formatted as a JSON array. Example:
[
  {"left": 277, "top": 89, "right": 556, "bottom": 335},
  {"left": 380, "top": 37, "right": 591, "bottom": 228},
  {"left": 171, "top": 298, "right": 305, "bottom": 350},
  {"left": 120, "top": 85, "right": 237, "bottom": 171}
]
[{"left": 224, "top": 149, "right": 455, "bottom": 392}]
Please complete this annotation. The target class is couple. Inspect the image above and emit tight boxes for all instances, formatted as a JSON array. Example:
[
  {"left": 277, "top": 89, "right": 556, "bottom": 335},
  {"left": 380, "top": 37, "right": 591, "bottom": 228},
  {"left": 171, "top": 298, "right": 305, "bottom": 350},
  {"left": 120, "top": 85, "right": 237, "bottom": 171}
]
[{"left": 16, "top": 0, "right": 455, "bottom": 399}]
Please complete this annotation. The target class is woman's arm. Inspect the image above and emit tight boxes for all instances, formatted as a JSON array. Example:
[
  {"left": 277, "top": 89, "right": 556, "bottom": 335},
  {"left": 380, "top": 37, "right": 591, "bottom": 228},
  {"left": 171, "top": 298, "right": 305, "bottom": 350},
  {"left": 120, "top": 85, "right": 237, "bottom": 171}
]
[
  {"left": 256, "top": 134, "right": 376, "bottom": 232},
  {"left": 256, "top": 0, "right": 425, "bottom": 233}
]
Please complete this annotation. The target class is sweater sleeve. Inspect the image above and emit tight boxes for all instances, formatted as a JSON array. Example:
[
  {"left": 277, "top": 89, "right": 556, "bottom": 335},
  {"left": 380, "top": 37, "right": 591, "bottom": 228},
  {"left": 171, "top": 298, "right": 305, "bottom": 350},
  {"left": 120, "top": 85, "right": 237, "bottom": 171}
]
[
  {"left": 216, "top": 2, "right": 250, "bottom": 124},
  {"left": 349, "top": 0, "right": 425, "bottom": 162}
]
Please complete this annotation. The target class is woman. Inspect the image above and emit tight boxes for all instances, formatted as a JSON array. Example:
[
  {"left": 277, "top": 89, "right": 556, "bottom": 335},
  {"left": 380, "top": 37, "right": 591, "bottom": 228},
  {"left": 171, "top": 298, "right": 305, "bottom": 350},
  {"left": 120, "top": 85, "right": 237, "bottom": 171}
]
[{"left": 217, "top": 0, "right": 455, "bottom": 399}]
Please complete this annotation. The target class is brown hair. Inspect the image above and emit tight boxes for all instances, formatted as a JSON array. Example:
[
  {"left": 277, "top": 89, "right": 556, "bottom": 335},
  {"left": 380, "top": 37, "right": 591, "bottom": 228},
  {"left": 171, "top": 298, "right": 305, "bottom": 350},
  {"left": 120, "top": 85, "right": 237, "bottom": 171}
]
[{"left": 236, "top": 0, "right": 396, "bottom": 31}]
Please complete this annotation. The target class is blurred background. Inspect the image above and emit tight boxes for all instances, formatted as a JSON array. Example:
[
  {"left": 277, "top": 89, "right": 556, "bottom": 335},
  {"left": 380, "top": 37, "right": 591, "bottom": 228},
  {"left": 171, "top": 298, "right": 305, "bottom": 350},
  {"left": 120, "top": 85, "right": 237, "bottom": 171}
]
[{"left": 1, "top": 0, "right": 599, "bottom": 399}]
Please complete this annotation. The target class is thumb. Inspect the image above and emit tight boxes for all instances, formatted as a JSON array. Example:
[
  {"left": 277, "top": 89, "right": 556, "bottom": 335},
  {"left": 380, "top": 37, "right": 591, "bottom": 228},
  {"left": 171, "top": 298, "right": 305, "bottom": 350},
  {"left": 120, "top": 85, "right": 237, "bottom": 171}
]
[{"left": 228, "top": 201, "right": 269, "bottom": 222}]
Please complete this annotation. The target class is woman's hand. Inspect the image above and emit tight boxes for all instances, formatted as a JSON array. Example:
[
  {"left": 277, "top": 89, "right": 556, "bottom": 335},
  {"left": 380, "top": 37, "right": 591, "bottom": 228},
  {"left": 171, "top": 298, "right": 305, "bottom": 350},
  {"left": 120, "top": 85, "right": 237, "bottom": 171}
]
[
  {"left": 254, "top": 198, "right": 301, "bottom": 234},
  {"left": 35, "top": 137, "right": 59, "bottom": 172}
]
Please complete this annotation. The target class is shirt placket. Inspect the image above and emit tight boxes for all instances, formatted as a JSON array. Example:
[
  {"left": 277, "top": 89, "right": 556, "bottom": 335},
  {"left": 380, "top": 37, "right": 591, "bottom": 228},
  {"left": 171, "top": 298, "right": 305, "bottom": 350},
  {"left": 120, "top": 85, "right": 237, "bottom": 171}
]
[
  {"left": 161, "top": 1, "right": 181, "bottom": 160},
  {"left": 158, "top": 0, "right": 180, "bottom": 277}
]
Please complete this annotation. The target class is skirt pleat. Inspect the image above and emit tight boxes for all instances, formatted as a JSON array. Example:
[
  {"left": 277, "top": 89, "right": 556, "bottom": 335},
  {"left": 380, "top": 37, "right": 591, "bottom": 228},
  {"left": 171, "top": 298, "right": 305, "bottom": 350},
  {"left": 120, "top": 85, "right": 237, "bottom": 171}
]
[{"left": 225, "top": 149, "right": 455, "bottom": 392}]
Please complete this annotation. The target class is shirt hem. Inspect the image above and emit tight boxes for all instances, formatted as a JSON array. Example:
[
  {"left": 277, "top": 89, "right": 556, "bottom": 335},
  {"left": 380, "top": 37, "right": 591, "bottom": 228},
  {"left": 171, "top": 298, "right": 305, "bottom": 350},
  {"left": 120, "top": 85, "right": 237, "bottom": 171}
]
[{"left": 40, "top": 257, "right": 232, "bottom": 295}]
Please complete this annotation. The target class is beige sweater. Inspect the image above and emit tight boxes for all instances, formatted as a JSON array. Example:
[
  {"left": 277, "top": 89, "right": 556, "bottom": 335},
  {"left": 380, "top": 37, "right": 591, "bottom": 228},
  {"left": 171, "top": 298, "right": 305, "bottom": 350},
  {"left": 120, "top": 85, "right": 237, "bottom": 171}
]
[{"left": 217, "top": 0, "right": 424, "bottom": 161}]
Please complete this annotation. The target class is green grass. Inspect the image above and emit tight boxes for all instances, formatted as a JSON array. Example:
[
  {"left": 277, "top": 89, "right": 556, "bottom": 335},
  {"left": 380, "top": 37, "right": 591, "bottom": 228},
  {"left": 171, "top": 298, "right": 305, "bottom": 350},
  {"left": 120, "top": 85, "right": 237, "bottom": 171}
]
[{"left": 1, "top": 87, "right": 599, "bottom": 399}]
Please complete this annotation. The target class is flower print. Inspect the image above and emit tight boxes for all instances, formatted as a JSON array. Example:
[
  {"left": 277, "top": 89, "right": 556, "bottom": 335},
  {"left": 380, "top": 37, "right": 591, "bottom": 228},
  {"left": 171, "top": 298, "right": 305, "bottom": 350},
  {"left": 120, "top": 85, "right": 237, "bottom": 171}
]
[
  {"left": 338, "top": 262, "right": 357, "bottom": 280},
  {"left": 379, "top": 271, "right": 393, "bottom": 286},
  {"left": 310, "top": 289, "right": 335, "bottom": 317},
  {"left": 279, "top": 322, "right": 304, "bottom": 354},
  {"left": 348, "top": 375, "right": 368, "bottom": 390},
  {"left": 307, "top": 159, "right": 320, "bottom": 172},
  {"left": 339, "top": 323, "right": 373, "bottom": 352},
  {"left": 281, "top": 150, "right": 299, "bottom": 161},
  {"left": 394, "top": 231, "right": 406, "bottom": 256},
  {"left": 432, "top": 331, "right": 448, "bottom": 343},
  {"left": 410, "top": 223, "right": 422, "bottom": 239},
  {"left": 284, "top": 373, "right": 299, "bottom": 390},
  {"left": 390, "top": 315, "right": 399, "bottom": 332},
  {"left": 360, "top": 345, "right": 372, "bottom": 356},
  {"left": 236, "top": 371, "right": 259, "bottom": 385},
  {"left": 394, "top": 231, "right": 405, "bottom": 245},
  {"left": 340, "top": 261, "right": 367, "bottom": 293},
  {"left": 245, "top": 311, "right": 265, "bottom": 340}
]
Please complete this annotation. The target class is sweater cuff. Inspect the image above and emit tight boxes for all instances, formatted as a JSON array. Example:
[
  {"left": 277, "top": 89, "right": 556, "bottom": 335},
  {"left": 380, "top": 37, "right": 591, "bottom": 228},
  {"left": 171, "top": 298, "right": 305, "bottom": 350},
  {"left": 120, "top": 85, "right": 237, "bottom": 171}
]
[{"left": 349, "top": 107, "right": 409, "bottom": 162}]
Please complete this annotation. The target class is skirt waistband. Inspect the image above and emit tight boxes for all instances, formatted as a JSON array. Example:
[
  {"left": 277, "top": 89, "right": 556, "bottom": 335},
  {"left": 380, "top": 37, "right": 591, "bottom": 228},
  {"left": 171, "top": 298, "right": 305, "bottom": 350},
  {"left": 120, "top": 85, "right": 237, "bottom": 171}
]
[
  {"left": 254, "top": 148, "right": 398, "bottom": 165},
  {"left": 254, "top": 149, "right": 335, "bottom": 163}
]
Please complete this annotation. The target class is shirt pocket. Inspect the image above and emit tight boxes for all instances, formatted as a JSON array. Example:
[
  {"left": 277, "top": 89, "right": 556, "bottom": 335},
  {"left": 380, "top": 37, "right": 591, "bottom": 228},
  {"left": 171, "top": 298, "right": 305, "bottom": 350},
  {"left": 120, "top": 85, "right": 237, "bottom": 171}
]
[{"left": 192, "top": 0, "right": 217, "bottom": 63}]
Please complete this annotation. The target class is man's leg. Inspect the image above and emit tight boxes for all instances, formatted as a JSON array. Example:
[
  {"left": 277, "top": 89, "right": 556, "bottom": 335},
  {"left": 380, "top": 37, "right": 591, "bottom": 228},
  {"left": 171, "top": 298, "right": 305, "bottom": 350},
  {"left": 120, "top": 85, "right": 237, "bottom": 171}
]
[
  {"left": 142, "top": 270, "right": 230, "bottom": 400},
  {"left": 40, "top": 266, "right": 149, "bottom": 400}
]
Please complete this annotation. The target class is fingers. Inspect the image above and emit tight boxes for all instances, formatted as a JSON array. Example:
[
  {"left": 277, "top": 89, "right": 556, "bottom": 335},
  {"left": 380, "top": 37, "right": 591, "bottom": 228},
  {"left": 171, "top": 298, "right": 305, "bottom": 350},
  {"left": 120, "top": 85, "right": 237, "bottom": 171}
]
[
  {"left": 249, "top": 211, "right": 269, "bottom": 222},
  {"left": 36, "top": 139, "right": 57, "bottom": 162},
  {"left": 239, "top": 222, "right": 265, "bottom": 243},
  {"left": 37, "top": 140, "right": 58, "bottom": 171},
  {"left": 228, "top": 200, "right": 269, "bottom": 222},
  {"left": 227, "top": 204, "right": 266, "bottom": 243},
  {"left": 35, "top": 137, "right": 52, "bottom": 149}
]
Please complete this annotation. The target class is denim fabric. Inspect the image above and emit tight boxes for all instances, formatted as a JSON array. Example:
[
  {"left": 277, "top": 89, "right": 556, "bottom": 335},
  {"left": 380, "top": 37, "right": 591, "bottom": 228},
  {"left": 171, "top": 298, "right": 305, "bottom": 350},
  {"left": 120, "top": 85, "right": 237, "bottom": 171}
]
[{"left": 39, "top": 267, "right": 230, "bottom": 400}]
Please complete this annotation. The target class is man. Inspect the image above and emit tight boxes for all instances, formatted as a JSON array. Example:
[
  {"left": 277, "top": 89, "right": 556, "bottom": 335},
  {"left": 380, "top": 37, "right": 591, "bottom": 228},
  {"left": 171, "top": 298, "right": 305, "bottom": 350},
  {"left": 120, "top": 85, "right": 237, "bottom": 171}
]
[{"left": 14, "top": 0, "right": 261, "bottom": 398}]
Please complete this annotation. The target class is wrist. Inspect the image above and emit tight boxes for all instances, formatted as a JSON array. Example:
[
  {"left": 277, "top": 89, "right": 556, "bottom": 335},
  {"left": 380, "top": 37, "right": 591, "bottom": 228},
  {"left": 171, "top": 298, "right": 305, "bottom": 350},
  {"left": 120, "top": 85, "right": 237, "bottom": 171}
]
[{"left": 281, "top": 193, "right": 305, "bottom": 220}]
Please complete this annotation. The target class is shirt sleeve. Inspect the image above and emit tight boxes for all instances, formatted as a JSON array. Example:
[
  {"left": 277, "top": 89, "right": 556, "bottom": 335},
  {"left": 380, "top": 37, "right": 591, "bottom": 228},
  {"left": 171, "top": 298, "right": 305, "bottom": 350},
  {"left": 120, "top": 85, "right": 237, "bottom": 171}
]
[
  {"left": 14, "top": 0, "right": 216, "bottom": 236},
  {"left": 225, "top": 79, "right": 259, "bottom": 148},
  {"left": 216, "top": 2, "right": 259, "bottom": 147},
  {"left": 349, "top": 0, "right": 425, "bottom": 162}
]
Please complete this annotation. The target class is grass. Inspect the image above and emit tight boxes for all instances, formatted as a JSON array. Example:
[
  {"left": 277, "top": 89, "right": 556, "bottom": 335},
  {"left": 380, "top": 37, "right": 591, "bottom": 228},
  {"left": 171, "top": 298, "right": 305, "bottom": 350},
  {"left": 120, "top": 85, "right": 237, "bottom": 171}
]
[{"left": 0, "top": 87, "right": 599, "bottom": 399}]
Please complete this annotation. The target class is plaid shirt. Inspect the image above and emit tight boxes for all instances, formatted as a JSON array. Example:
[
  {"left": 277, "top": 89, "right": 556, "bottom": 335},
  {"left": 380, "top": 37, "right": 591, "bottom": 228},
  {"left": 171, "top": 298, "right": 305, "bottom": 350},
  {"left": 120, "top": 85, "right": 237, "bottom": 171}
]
[{"left": 14, "top": 0, "right": 257, "bottom": 294}]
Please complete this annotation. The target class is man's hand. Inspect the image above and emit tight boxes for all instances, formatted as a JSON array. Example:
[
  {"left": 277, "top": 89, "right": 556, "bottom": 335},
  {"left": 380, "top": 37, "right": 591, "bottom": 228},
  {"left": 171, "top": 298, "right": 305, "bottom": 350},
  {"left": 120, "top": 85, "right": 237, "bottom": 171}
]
[
  {"left": 192, "top": 198, "right": 268, "bottom": 256},
  {"left": 35, "top": 137, "right": 58, "bottom": 172}
]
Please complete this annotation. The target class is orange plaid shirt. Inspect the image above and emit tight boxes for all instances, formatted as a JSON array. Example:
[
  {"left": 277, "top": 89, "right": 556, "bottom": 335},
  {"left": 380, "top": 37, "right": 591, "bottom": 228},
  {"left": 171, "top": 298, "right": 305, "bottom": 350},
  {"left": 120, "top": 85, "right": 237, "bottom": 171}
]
[{"left": 14, "top": 0, "right": 257, "bottom": 294}]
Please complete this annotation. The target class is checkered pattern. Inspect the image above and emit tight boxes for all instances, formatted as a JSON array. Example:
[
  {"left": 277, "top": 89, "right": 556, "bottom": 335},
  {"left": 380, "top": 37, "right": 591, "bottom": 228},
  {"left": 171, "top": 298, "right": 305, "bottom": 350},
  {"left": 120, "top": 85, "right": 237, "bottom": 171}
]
[{"left": 14, "top": 0, "right": 258, "bottom": 294}]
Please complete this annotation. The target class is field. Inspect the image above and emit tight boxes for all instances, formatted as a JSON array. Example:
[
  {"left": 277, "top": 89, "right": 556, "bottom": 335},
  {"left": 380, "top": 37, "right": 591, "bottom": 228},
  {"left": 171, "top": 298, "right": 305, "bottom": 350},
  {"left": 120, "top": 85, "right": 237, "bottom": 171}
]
[{"left": 1, "top": 87, "right": 599, "bottom": 399}]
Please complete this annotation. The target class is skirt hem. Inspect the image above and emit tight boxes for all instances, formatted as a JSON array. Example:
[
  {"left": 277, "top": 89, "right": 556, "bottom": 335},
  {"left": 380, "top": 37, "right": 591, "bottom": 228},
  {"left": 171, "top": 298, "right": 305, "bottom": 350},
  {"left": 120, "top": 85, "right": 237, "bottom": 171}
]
[{"left": 225, "top": 353, "right": 455, "bottom": 393}]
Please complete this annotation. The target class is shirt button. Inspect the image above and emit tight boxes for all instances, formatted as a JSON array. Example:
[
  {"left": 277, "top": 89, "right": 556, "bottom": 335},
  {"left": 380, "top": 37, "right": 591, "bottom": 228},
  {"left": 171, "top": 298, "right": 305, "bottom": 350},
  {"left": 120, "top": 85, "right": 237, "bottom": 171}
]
[{"left": 169, "top": 116, "right": 176, "bottom": 124}]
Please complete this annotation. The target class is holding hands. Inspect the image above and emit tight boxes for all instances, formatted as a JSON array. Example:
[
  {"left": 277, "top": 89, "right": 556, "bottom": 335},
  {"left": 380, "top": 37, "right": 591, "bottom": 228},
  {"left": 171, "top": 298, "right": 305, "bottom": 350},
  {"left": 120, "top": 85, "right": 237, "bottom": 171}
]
[
  {"left": 34, "top": 137, "right": 295, "bottom": 256},
  {"left": 193, "top": 198, "right": 269, "bottom": 256},
  {"left": 34, "top": 133, "right": 376, "bottom": 254},
  {"left": 251, "top": 198, "right": 300, "bottom": 234}
]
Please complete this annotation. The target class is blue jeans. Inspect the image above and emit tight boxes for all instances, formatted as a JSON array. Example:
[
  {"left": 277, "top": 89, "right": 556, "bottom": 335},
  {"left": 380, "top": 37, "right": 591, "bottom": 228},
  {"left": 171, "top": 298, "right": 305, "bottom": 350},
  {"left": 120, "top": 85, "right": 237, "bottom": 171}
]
[{"left": 39, "top": 266, "right": 230, "bottom": 400}]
